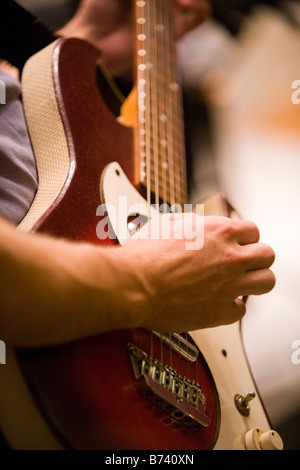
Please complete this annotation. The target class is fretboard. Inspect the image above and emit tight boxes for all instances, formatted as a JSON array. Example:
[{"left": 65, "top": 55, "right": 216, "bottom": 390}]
[{"left": 134, "top": 0, "right": 187, "bottom": 208}]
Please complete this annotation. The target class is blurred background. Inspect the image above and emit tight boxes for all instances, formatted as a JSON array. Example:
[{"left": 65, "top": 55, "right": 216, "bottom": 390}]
[{"left": 17, "top": 0, "right": 300, "bottom": 450}]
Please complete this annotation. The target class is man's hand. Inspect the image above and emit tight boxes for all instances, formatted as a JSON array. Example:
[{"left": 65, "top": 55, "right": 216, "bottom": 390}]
[
  {"left": 121, "top": 214, "right": 275, "bottom": 333},
  {"left": 59, "top": 0, "right": 211, "bottom": 76}
]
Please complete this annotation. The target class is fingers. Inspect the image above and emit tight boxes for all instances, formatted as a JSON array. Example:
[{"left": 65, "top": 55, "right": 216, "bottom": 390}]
[
  {"left": 228, "top": 218, "right": 260, "bottom": 245},
  {"left": 222, "top": 218, "right": 275, "bottom": 276},
  {"left": 233, "top": 235, "right": 276, "bottom": 296},
  {"left": 233, "top": 297, "right": 247, "bottom": 320},
  {"left": 235, "top": 268, "right": 276, "bottom": 296},
  {"left": 241, "top": 242, "right": 275, "bottom": 270},
  {"left": 219, "top": 218, "right": 276, "bottom": 297},
  {"left": 220, "top": 297, "right": 247, "bottom": 327}
]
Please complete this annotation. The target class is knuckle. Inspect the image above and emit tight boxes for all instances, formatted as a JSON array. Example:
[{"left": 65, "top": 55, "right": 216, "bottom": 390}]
[
  {"left": 211, "top": 217, "right": 236, "bottom": 242},
  {"left": 224, "top": 244, "right": 241, "bottom": 268},
  {"left": 222, "top": 217, "right": 236, "bottom": 236},
  {"left": 240, "top": 219, "right": 260, "bottom": 243},
  {"left": 247, "top": 219, "right": 259, "bottom": 233},
  {"left": 244, "top": 219, "right": 259, "bottom": 233}
]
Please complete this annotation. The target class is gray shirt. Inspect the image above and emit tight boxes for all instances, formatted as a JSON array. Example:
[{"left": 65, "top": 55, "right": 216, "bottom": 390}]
[{"left": 0, "top": 69, "right": 38, "bottom": 224}]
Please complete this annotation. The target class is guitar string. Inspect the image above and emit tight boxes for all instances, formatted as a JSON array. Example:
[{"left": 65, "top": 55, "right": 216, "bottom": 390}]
[
  {"left": 164, "top": 0, "right": 183, "bottom": 373},
  {"left": 146, "top": 0, "right": 152, "bottom": 214},
  {"left": 167, "top": 13, "right": 191, "bottom": 378},
  {"left": 152, "top": 0, "right": 160, "bottom": 209},
  {"left": 171, "top": 6, "right": 186, "bottom": 208},
  {"left": 165, "top": 0, "right": 200, "bottom": 385},
  {"left": 157, "top": 0, "right": 170, "bottom": 368},
  {"left": 153, "top": 0, "right": 179, "bottom": 372},
  {"left": 147, "top": 0, "right": 164, "bottom": 364},
  {"left": 144, "top": 0, "right": 171, "bottom": 366},
  {"left": 157, "top": 0, "right": 168, "bottom": 212},
  {"left": 165, "top": 1, "right": 176, "bottom": 210},
  {"left": 149, "top": 0, "right": 165, "bottom": 365},
  {"left": 144, "top": 0, "right": 155, "bottom": 363},
  {"left": 136, "top": 0, "right": 154, "bottom": 361},
  {"left": 139, "top": 0, "right": 199, "bottom": 385}
]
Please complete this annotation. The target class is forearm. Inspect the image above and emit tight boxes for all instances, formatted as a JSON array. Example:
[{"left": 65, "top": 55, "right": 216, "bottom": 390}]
[
  {"left": 0, "top": 213, "right": 276, "bottom": 348},
  {"left": 0, "top": 217, "right": 143, "bottom": 348}
]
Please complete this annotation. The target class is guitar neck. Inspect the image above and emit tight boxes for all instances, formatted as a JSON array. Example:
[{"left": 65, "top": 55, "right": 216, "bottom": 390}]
[{"left": 134, "top": 0, "right": 187, "bottom": 208}]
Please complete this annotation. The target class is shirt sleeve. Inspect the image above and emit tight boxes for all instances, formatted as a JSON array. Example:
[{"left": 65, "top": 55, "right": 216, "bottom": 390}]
[{"left": 0, "top": 69, "right": 38, "bottom": 225}]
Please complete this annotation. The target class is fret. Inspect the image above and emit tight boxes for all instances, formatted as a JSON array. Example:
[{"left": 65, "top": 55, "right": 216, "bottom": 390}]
[
  {"left": 140, "top": 161, "right": 186, "bottom": 185},
  {"left": 137, "top": 127, "right": 185, "bottom": 158},
  {"left": 134, "top": 0, "right": 187, "bottom": 207},
  {"left": 139, "top": 171, "right": 185, "bottom": 193},
  {"left": 139, "top": 179, "right": 186, "bottom": 209},
  {"left": 139, "top": 155, "right": 186, "bottom": 191},
  {"left": 140, "top": 164, "right": 186, "bottom": 204}
]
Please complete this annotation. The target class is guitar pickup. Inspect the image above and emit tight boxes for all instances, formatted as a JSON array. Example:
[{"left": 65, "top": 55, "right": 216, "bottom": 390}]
[{"left": 128, "top": 343, "right": 211, "bottom": 428}]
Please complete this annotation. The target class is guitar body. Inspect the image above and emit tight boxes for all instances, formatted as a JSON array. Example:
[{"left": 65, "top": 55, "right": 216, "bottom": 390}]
[
  {"left": 19, "top": 38, "right": 134, "bottom": 241},
  {"left": 15, "top": 38, "right": 220, "bottom": 450},
  {"left": 18, "top": 331, "right": 219, "bottom": 450},
  {"left": 0, "top": 18, "right": 279, "bottom": 449}
]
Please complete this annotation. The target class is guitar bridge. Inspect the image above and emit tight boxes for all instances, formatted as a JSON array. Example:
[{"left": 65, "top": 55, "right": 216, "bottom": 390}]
[{"left": 128, "top": 344, "right": 211, "bottom": 428}]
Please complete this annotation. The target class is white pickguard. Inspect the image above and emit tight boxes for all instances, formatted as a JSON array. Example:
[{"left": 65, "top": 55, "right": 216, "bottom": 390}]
[{"left": 101, "top": 161, "right": 159, "bottom": 245}]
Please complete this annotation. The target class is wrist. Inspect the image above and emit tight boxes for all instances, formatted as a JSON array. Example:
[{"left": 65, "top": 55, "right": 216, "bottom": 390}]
[{"left": 71, "top": 243, "right": 150, "bottom": 334}]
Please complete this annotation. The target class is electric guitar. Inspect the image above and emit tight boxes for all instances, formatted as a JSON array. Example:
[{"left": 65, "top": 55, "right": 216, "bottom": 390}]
[{"left": 0, "top": 0, "right": 283, "bottom": 450}]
